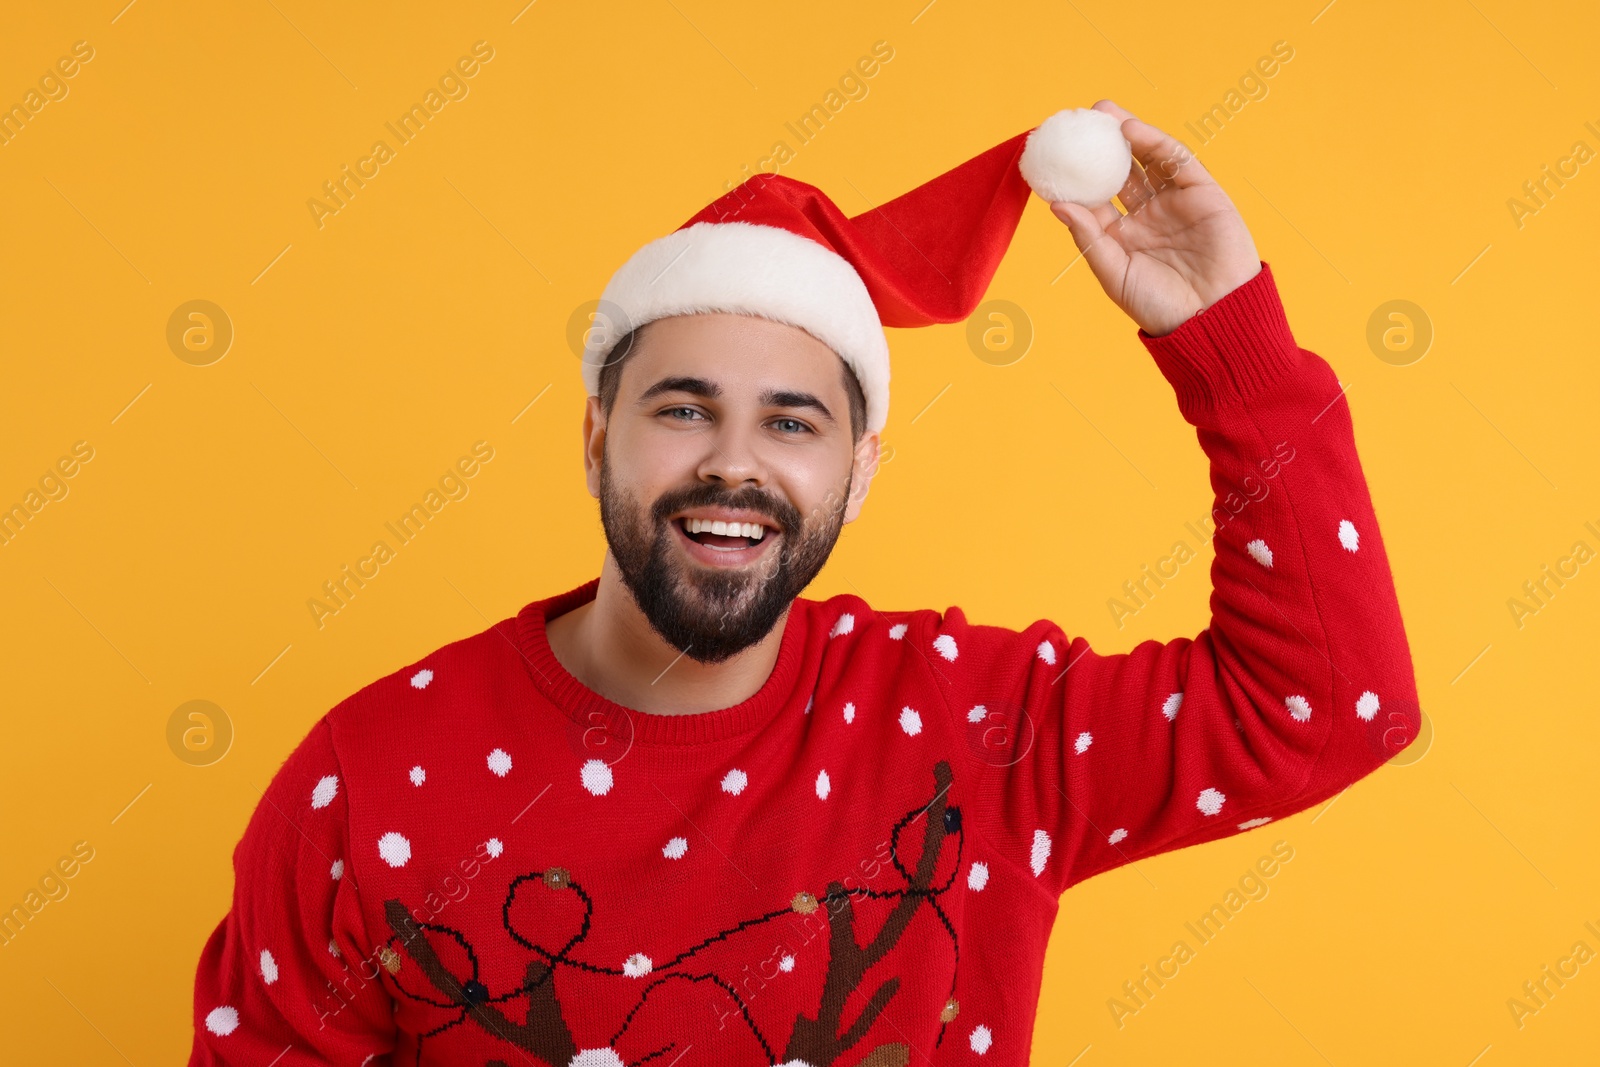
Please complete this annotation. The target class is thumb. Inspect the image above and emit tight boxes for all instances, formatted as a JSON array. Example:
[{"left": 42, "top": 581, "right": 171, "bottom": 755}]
[
  {"left": 1050, "top": 200, "right": 1127, "bottom": 282},
  {"left": 1049, "top": 200, "right": 1100, "bottom": 245}
]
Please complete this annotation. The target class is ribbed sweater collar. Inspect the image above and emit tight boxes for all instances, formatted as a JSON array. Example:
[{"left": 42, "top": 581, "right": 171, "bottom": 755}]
[{"left": 515, "top": 578, "right": 811, "bottom": 746}]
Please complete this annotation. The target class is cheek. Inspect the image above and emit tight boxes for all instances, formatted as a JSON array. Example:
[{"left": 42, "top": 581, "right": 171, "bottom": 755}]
[
  {"left": 769, "top": 449, "right": 854, "bottom": 527},
  {"left": 607, "top": 423, "right": 702, "bottom": 498}
]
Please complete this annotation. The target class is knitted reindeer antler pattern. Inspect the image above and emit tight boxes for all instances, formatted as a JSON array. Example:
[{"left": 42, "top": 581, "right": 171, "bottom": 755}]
[{"left": 382, "top": 760, "right": 964, "bottom": 1067}]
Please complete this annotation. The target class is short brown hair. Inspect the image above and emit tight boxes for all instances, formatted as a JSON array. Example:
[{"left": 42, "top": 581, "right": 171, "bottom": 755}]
[{"left": 596, "top": 321, "right": 869, "bottom": 442}]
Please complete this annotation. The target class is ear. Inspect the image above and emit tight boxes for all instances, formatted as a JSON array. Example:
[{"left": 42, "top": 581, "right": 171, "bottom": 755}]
[
  {"left": 842, "top": 430, "right": 880, "bottom": 523},
  {"left": 582, "top": 395, "right": 606, "bottom": 500}
]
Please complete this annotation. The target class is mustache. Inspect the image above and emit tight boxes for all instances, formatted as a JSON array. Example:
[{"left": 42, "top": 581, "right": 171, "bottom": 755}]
[{"left": 649, "top": 482, "right": 799, "bottom": 535}]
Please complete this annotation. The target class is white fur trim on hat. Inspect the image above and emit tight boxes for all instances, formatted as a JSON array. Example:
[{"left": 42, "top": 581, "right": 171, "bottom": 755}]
[{"left": 581, "top": 221, "right": 891, "bottom": 433}]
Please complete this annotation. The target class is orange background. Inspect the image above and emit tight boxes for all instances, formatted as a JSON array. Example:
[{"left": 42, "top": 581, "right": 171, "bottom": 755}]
[{"left": 1, "top": 1, "right": 1596, "bottom": 1062}]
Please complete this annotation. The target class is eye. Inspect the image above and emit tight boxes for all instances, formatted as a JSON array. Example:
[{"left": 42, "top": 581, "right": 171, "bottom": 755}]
[
  {"left": 660, "top": 405, "right": 706, "bottom": 422},
  {"left": 770, "top": 417, "right": 812, "bottom": 435}
]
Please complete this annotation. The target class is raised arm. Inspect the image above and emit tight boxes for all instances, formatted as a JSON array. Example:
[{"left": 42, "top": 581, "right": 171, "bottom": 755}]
[{"left": 922, "top": 103, "right": 1420, "bottom": 899}]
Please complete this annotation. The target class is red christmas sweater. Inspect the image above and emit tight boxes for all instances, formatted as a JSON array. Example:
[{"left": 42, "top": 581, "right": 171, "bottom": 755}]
[{"left": 189, "top": 261, "right": 1420, "bottom": 1066}]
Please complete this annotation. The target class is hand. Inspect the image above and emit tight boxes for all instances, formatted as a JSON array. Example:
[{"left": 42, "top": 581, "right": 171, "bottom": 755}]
[{"left": 1050, "top": 100, "right": 1262, "bottom": 337}]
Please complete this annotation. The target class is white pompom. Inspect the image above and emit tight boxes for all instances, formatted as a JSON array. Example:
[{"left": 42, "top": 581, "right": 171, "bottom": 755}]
[{"left": 1018, "top": 107, "right": 1133, "bottom": 206}]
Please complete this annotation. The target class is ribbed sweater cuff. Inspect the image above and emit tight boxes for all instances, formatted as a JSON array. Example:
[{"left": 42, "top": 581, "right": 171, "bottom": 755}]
[{"left": 1137, "top": 260, "right": 1303, "bottom": 417}]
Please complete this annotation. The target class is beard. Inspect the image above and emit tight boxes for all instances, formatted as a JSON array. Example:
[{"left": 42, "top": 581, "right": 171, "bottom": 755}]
[{"left": 598, "top": 458, "right": 850, "bottom": 665}]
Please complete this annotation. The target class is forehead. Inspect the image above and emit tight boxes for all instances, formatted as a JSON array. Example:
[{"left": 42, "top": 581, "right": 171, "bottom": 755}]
[{"left": 617, "top": 312, "right": 845, "bottom": 396}]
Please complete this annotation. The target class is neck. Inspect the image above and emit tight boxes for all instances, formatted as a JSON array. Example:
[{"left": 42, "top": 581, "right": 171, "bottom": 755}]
[{"left": 544, "top": 553, "right": 790, "bottom": 715}]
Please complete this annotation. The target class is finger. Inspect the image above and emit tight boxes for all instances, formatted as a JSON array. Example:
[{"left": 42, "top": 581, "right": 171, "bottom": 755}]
[
  {"left": 1050, "top": 200, "right": 1130, "bottom": 284},
  {"left": 1115, "top": 154, "right": 1157, "bottom": 215},
  {"left": 1088, "top": 100, "right": 1192, "bottom": 195},
  {"left": 1120, "top": 116, "right": 1213, "bottom": 190},
  {"left": 1083, "top": 197, "right": 1123, "bottom": 230},
  {"left": 1062, "top": 197, "right": 1126, "bottom": 230},
  {"left": 1090, "top": 98, "right": 1138, "bottom": 123}
]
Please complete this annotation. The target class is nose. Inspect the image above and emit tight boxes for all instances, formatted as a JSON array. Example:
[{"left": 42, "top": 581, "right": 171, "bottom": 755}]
[{"left": 694, "top": 421, "right": 767, "bottom": 488}]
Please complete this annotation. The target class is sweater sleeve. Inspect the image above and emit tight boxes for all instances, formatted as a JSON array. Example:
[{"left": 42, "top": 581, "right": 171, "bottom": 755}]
[
  {"left": 188, "top": 717, "right": 397, "bottom": 1064},
  {"left": 929, "top": 260, "right": 1421, "bottom": 900}
]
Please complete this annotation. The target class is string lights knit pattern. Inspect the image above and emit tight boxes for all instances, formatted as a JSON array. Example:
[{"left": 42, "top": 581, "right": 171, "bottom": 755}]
[{"left": 189, "top": 262, "right": 1420, "bottom": 1066}]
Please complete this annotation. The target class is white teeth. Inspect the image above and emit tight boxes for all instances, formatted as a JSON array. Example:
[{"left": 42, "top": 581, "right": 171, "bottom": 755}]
[{"left": 683, "top": 517, "right": 767, "bottom": 541}]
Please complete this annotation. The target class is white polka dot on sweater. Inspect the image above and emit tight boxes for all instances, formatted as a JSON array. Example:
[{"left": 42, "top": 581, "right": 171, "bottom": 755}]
[
  {"left": 487, "top": 748, "right": 513, "bottom": 777},
  {"left": 259, "top": 950, "right": 278, "bottom": 984},
  {"left": 815, "top": 769, "right": 830, "bottom": 799},
  {"left": 1030, "top": 829, "right": 1051, "bottom": 876},
  {"left": 721, "top": 768, "right": 749, "bottom": 795},
  {"left": 842, "top": 702, "right": 856, "bottom": 724},
  {"left": 933, "top": 634, "right": 959, "bottom": 661},
  {"left": 410, "top": 668, "right": 433, "bottom": 689},
  {"left": 1037, "top": 640, "right": 1056, "bottom": 665},
  {"left": 967, "top": 705, "right": 987, "bottom": 723},
  {"left": 329, "top": 858, "right": 344, "bottom": 880},
  {"left": 310, "top": 775, "right": 339, "bottom": 809},
  {"left": 779, "top": 954, "right": 795, "bottom": 972},
  {"left": 968, "top": 861, "right": 989, "bottom": 891},
  {"left": 582, "top": 759, "right": 614, "bottom": 796},
  {"left": 898, "top": 707, "right": 923, "bottom": 736},
  {"left": 408, "top": 766, "right": 426, "bottom": 787},
  {"left": 1108, "top": 827, "right": 1128, "bottom": 845},
  {"left": 1284, "top": 694, "right": 1313, "bottom": 722},
  {"left": 205, "top": 1005, "right": 239, "bottom": 1036},
  {"left": 1245, "top": 538, "right": 1273, "bottom": 568},
  {"left": 1339, "top": 519, "right": 1360, "bottom": 552},
  {"left": 485, "top": 837, "right": 504, "bottom": 859},
  {"left": 623, "top": 952, "right": 653, "bottom": 977},
  {"left": 1074, "top": 731, "right": 1093, "bottom": 754},
  {"left": 888, "top": 623, "right": 908, "bottom": 640},
  {"left": 378, "top": 832, "right": 412, "bottom": 867},
  {"left": 1196, "top": 787, "right": 1226, "bottom": 816},
  {"left": 969, "top": 1023, "right": 993, "bottom": 1054},
  {"left": 571, "top": 1053, "right": 627, "bottom": 1067},
  {"left": 663, "top": 836, "right": 688, "bottom": 859},
  {"left": 328, "top": 938, "right": 340, "bottom": 958},
  {"left": 1355, "top": 690, "right": 1380, "bottom": 721},
  {"left": 1238, "top": 817, "right": 1273, "bottom": 829},
  {"left": 830, "top": 613, "right": 855, "bottom": 637},
  {"left": 1162, "top": 691, "right": 1184, "bottom": 721}
]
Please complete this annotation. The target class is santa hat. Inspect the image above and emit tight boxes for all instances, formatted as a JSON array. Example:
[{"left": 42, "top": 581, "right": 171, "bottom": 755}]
[{"left": 580, "top": 107, "right": 1132, "bottom": 433}]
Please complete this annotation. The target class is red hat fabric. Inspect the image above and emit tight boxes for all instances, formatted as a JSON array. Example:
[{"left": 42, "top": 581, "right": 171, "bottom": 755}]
[{"left": 581, "top": 107, "right": 1132, "bottom": 433}]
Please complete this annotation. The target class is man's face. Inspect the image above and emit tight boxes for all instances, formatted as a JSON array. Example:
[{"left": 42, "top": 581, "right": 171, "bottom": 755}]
[{"left": 584, "top": 312, "right": 879, "bottom": 663}]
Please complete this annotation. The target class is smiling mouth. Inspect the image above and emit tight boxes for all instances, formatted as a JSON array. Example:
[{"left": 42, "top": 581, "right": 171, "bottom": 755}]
[{"left": 674, "top": 516, "right": 773, "bottom": 551}]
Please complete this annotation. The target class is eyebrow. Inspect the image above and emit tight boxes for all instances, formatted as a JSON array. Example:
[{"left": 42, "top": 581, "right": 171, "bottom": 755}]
[
  {"left": 636, "top": 376, "right": 720, "bottom": 403},
  {"left": 760, "top": 388, "right": 836, "bottom": 425},
  {"left": 636, "top": 377, "right": 837, "bottom": 425}
]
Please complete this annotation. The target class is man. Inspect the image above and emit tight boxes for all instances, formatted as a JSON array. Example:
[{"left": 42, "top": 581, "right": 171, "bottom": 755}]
[{"left": 189, "top": 100, "right": 1420, "bottom": 1066}]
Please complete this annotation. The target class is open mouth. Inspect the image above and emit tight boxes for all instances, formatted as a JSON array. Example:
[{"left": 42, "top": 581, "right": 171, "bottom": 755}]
[
  {"left": 668, "top": 518, "right": 780, "bottom": 559},
  {"left": 674, "top": 516, "right": 773, "bottom": 551}
]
